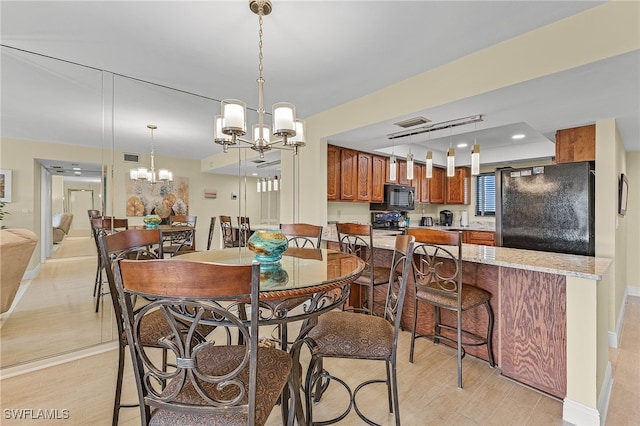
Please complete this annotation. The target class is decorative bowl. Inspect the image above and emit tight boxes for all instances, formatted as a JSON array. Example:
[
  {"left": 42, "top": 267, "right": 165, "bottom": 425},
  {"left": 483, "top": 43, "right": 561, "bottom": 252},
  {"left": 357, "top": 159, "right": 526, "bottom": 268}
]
[
  {"left": 248, "top": 229, "right": 289, "bottom": 263},
  {"left": 143, "top": 214, "right": 162, "bottom": 229}
]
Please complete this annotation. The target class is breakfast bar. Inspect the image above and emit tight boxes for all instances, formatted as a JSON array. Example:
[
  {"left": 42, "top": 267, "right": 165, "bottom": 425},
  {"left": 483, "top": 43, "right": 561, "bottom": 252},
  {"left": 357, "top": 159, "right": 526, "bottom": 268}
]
[{"left": 326, "top": 230, "right": 611, "bottom": 414}]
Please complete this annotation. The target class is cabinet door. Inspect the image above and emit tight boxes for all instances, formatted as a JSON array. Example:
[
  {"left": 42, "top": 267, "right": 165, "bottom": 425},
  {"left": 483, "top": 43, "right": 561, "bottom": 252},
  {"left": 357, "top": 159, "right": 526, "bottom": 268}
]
[
  {"left": 555, "top": 124, "right": 595, "bottom": 163},
  {"left": 398, "top": 160, "right": 409, "bottom": 185},
  {"left": 429, "top": 167, "right": 445, "bottom": 204},
  {"left": 340, "top": 148, "right": 358, "bottom": 200},
  {"left": 466, "top": 231, "right": 495, "bottom": 246},
  {"left": 411, "top": 163, "right": 422, "bottom": 200},
  {"left": 327, "top": 145, "right": 341, "bottom": 200},
  {"left": 371, "top": 155, "right": 385, "bottom": 202},
  {"left": 446, "top": 167, "right": 470, "bottom": 204},
  {"left": 419, "top": 166, "right": 430, "bottom": 203},
  {"left": 356, "top": 152, "right": 372, "bottom": 201}
]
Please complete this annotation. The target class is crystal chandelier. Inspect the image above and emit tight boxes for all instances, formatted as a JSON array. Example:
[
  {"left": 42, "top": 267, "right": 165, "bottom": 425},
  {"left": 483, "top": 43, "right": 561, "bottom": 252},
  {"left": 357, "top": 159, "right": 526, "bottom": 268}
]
[
  {"left": 130, "top": 124, "right": 173, "bottom": 183},
  {"left": 213, "top": 0, "right": 305, "bottom": 158}
]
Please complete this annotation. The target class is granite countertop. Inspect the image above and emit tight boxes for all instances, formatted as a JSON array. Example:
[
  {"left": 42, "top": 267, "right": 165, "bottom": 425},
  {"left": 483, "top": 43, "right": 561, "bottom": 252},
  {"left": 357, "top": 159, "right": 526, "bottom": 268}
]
[{"left": 323, "top": 230, "right": 611, "bottom": 281}]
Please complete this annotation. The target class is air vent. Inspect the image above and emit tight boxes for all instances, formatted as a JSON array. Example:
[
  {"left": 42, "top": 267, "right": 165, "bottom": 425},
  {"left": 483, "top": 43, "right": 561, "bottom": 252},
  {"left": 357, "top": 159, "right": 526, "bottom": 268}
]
[
  {"left": 123, "top": 153, "right": 140, "bottom": 163},
  {"left": 393, "top": 116, "right": 431, "bottom": 128},
  {"left": 256, "top": 160, "right": 281, "bottom": 169},
  {"left": 251, "top": 159, "right": 266, "bottom": 164}
]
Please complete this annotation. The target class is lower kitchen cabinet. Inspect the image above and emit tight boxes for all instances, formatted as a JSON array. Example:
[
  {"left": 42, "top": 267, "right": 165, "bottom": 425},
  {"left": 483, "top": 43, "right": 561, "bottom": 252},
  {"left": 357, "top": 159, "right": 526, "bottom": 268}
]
[{"left": 464, "top": 230, "right": 495, "bottom": 246}]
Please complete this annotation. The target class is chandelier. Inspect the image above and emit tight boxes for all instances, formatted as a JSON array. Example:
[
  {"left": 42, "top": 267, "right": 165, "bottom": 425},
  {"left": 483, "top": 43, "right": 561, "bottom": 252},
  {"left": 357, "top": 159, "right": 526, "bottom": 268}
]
[
  {"left": 129, "top": 124, "right": 173, "bottom": 183},
  {"left": 213, "top": 0, "right": 305, "bottom": 158}
]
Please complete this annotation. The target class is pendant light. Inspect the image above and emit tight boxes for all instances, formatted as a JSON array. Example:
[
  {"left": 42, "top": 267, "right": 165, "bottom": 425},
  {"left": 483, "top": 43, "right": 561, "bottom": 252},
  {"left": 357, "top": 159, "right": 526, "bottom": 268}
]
[
  {"left": 389, "top": 155, "right": 397, "bottom": 181},
  {"left": 471, "top": 143, "right": 480, "bottom": 175},
  {"left": 447, "top": 147, "right": 455, "bottom": 177},
  {"left": 406, "top": 153, "right": 414, "bottom": 180},
  {"left": 273, "top": 175, "right": 279, "bottom": 191},
  {"left": 425, "top": 151, "right": 433, "bottom": 178},
  {"left": 130, "top": 124, "right": 173, "bottom": 183}
]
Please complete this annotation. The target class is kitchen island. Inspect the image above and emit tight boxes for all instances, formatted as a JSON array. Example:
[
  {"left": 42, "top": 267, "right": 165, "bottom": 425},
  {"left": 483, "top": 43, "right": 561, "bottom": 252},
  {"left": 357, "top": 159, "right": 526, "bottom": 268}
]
[{"left": 325, "top": 228, "right": 611, "bottom": 421}]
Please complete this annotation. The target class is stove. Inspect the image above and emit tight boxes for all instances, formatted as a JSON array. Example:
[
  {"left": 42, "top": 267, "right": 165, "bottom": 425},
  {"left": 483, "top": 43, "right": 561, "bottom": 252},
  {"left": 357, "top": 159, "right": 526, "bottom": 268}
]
[{"left": 371, "top": 211, "right": 403, "bottom": 229}]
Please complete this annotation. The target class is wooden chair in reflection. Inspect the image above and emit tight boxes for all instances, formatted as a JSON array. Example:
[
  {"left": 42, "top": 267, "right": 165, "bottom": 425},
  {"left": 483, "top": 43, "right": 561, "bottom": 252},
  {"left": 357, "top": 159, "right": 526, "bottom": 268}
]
[
  {"left": 301, "top": 235, "right": 414, "bottom": 425},
  {"left": 237, "top": 216, "right": 252, "bottom": 247},
  {"left": 97, "top": 229, "right": 215, "bottom": 426},
  {"left": 406, "top": 228, "right": 495, "bottom": 388},
  {"left": 91, "top": 217, "right": 128, "bottom": 312},
  {"left": 220, "top": 215, "right": 239, "bottom": 248},
  {"left": 207, "top": 216, "right": 216, "bottom": 250},
  {"left": 280, "top": 223, "right": 323, "bottom": 248},
  {"left": 113, "top": 259, "right": 295, "bottom": 425},
  {"left": 161, "top": 215, "right": 197, "bottom": 257}
]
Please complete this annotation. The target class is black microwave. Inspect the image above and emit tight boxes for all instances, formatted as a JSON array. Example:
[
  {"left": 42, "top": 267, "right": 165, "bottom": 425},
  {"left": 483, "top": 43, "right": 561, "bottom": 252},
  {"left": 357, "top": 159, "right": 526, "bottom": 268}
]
[{"left": 370, "top": 184, "right": 415, "bottom": 211}]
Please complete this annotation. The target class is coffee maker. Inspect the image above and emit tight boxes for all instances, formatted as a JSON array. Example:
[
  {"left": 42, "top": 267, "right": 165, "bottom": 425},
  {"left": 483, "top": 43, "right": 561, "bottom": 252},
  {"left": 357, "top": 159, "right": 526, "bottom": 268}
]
[{"left": 439, "top": 210, "right": 453, "bottom": 226}]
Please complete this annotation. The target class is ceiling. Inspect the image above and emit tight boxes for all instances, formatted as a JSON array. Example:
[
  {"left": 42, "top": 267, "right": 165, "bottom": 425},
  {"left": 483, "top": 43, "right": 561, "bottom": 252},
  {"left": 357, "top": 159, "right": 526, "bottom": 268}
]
[{"left": 1, "top": 1, "right": 638, "bottom": 179}]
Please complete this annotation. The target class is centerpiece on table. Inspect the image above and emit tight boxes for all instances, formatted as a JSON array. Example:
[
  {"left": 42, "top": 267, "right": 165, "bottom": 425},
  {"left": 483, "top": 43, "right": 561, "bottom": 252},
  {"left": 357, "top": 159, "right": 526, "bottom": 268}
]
[
  {"left": 248, "top": 229, "right": 289, "bottom": 263},
  {"left": 143, "top": 214, "right": 162, "bottom": 229}
]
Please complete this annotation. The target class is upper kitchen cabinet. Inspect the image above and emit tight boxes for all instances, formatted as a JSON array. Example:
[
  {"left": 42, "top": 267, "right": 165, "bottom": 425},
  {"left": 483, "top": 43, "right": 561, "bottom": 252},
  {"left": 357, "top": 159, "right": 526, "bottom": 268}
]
[
  {"left": 445, "top": 167, "right": 471, "bottom": 204},
  {"left": 327, "top": 144, "right": 341, "bottom": 200},
  {"left": 356, "top": 152, "right": 373, "bottom": 201},
  {"left": 340, "top": 148, "right": 358, "bottom": 200},
  {"left": 371, "top": 155, "right": 385, "bottom": 202},
  {"left": 555, "top": 124, "right": 595, "bottom": 163},
  {"left": 384, "top": 158, "right": 410, "bottom": 184},
  {"left": 416, "top": 165, "right": 445, "bottom": 204}
]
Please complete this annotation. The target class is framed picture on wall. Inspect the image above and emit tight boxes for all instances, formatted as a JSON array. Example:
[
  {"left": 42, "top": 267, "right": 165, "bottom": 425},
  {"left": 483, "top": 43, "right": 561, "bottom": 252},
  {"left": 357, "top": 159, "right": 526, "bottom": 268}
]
[
  {"left": 618, "top": 173, "right": 628, "bottom": 216},
  {"left": 0, "top": 169, "right": 12, "bottom": 202}
]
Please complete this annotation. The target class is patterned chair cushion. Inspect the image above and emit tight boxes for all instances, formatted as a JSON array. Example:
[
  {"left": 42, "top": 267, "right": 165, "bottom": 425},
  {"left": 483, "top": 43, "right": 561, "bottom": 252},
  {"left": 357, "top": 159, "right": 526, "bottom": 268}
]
[
  {"left": 308, "top": 311, "right": 393, "bottom": 360},
  {"left": 354, "top": 265, "right": 391, "bottom": 286},
  {"left": 121, "top": 309, "right": 216, "bottom": 346},
  {"left": 416, "top": 282, "right": 491, "bottom": 311},
  {"left": 149, "top": 346, "right": 292, "bottom": 426}
]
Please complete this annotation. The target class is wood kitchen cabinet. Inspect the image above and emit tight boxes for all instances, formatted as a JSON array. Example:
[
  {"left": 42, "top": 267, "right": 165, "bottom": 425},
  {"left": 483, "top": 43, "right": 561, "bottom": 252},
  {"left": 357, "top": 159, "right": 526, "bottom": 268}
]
[
  {"left": 445, "top": 167, "right": 470, "bottom": 204},
  {"left": 429, "top": 166, "right": 446, "bottom": 204},
  {"left": 464, "top": 230, "right": 495, "bottom": 246},
  {"left": 340, "top": 148, "right": 358, "bottom": 200},
  {"left": 371, "top": 155, "right": 385, "bottom": 202},
  {"left": 555, "top": 124, "right": 595, "bottom": 163},
  {"left": 327, "top": 144, "right": 341, "bottom": 200},
  {"left": 385, "top": 158, "right": 409, "bottom": 185},
  {"left": 356, "top": 152, "right": 372, "bottom": 201}
]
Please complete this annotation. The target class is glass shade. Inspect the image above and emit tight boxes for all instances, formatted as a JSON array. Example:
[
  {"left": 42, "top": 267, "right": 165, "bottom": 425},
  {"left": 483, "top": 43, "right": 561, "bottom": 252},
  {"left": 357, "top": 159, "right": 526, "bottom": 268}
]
[
  {"left": 273, "top": 176, "right": 279, "bottom": 191},
  {"left": 447, "top": 148, "right": 455, "bottom": 177},
  {"left": 406, "top": 153, "right": 414, "bottom": 180},
  {"left": 214, "top": 115, "right": 233, "bottom": 144},
  {"left": 158, "top": 169, "right": 173, "bottom": 181},
  {"left": 389, "top": 155, "right": 397, "bottom": 181},
  {"left": 426, "top": 151, "right": 433, "bottom": 178},
  {"left": 130, "top": 169, "right": 139, "bottom": 180},
  {"left": 471, "top": 144, "right": 480, "bottom": 175},
  {"left": 272, "top": 102, "right": 295, "bottom": 136},
  {"left": 253, "top": 124, "right": 270, "bottom": 143},
  {"left": 257, "top": 179, "right": 261, "bottom": 193},
  {"left": 221, "top": 99, "right": 247, "bottom": 136},
  {"left": 288, "top": 119, "right": 306, "bottom": 146}
]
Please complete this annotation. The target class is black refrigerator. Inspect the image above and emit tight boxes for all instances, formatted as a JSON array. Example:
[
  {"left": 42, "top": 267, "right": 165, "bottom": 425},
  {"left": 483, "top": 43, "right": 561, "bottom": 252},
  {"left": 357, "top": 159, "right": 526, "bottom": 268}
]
[{"left": 496, "top": 161, "right": 595, "bottom": 256}]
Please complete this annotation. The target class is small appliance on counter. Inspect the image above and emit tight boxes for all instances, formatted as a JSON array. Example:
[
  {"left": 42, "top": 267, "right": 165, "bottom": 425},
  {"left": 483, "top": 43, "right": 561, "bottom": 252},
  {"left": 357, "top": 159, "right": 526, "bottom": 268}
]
[
  {"left": 460, "top": 211, "right": 469, "bottom": 227},
  {"left": 439, "top": 210, "right": 453, "bottom": 226},
  {"left": 420, "top": 216, "right": 433, "bottom": 226}
]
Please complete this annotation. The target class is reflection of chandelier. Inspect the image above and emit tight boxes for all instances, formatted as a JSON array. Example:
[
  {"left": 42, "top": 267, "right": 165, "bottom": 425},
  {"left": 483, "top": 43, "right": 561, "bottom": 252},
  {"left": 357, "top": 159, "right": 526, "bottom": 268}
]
[
  {"left": 257, "top": 176, "right": 279, "bottom": 192},
  {"left": 130, "top": 124, "right": 173, "bottom": 183},
  {"left": 214, "top": 0, "right": 305, "bottom": 158}
]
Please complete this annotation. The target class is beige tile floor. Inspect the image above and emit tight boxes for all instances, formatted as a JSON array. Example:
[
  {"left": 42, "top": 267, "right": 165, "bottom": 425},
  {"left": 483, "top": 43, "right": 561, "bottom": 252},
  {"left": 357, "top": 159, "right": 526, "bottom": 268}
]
[{"left": 0, "top": 234, "right": 637, "bottom": 425}]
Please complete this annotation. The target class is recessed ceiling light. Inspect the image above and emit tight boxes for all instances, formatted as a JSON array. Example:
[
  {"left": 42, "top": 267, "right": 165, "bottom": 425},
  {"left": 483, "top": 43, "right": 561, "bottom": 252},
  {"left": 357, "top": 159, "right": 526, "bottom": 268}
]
[
  {"left": 251, "top": 173, "right": 258, "bottom": 176},
  {"left": 457, "top": 142, "right": 468, "bottom": 148},
  {"left": 74, "top": 171, "right": 81, "bottom": 175},
  {"left": 512, "top": 134, "right": 525, "bottom": 139},
  {"left": 72, "top": 167, "right": 81, "bottom": 171}
]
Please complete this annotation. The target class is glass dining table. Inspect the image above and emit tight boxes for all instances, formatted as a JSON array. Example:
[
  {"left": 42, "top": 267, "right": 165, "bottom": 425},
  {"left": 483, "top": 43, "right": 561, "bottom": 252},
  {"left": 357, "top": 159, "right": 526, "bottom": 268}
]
[{"left": 175, "top": 246, "right": 365, "bottom": 424}]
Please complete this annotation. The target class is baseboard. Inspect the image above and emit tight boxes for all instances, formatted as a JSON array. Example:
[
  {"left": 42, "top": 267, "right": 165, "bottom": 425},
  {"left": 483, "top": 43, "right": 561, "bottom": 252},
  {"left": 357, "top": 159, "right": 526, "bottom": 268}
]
[
  {"left": 0, "top": 341, "right": 118, "bottom": 380},
  {"left": 597, "top": 362, "right": 613, "bottom": 426},
  {"left": 608, "top": 288, "right": 629, "bottom": 348},
  {"left": 628, "top": 285, "right": 640, "bottom": 297},
  {"left": 563, "top": 398, "right": 601, "bottom": 425}
]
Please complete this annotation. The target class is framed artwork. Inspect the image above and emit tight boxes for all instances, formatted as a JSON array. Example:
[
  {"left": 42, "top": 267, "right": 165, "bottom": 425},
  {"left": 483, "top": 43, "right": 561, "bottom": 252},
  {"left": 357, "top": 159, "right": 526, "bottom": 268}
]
[
  {"left": 125, "top": 175, "right": 189, "bottom": 218},
  {"left": 0, "top": 169, "right": 12, "bottom": 202},
  {"left": 618, "top": 173, "right": 628, "bottom": 216}
]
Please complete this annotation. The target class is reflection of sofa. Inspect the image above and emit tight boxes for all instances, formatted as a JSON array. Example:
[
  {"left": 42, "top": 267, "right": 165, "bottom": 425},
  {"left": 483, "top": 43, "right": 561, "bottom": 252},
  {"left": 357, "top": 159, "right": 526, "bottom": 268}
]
[
  {"left": 1, "top": 229, "right": 38, "bottom": 313},
  {"left": 52, "top": 212, "right": 73, "bottom": 243}
]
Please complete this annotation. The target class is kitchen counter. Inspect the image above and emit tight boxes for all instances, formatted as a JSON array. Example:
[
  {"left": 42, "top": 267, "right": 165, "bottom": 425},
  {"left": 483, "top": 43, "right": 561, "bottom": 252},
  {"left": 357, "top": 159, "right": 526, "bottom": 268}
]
[
  {"left": 325, "top": 229, "right": 609, "bottom": 280},
  {"left": 324, "top": 228, "right": 611, "bottom": 401}
]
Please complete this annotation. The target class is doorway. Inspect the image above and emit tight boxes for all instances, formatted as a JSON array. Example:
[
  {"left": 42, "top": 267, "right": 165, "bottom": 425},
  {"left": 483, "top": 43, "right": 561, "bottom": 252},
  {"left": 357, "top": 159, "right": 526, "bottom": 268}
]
[{"left": 67, "top": 189, "right": 94, "bottom": 232}]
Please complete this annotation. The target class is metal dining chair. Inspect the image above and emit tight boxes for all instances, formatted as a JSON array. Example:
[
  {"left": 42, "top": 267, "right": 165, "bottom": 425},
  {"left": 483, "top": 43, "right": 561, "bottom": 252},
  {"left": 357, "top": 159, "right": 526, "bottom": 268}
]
[
  {"left": 280, "top": 223, "right": 323, "bottom": 248},
  {"left": 220, "top": 215, "right": 239, "bottom": 248},
  {"left": 407, "top": 227, "right": 495, "bottom": 388},
  {"left": 91, "top": 217, "right": 128, "bottom": 312},
  {"left": 302, "top": 234, "right": 415, "bottom": 425},
  {"left": 113, "top": 258, "right": 295, "bottom": 425},
  {"left": 161, "top": 215, "right": 197, "bottom": 257},
  {"left": 336, "top": 222, "right": 392, "bottom": 315}
]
